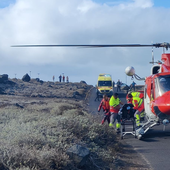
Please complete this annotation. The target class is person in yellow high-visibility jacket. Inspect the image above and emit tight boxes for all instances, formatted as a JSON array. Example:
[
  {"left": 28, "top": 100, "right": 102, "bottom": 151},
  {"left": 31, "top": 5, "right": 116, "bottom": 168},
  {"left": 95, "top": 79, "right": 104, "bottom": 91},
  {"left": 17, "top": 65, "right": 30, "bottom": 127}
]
[
  {"left": 109, "top": 93, "right": 123, "bottom": 133},
  {"left": 127, "top": 93, "right": 144, "bottom": 129},
  {"left": 126, "top": 91, "right": 144, "bottom": 100},
  {"left": 126, "top": 92, "right": 145, "bottom": 120}
]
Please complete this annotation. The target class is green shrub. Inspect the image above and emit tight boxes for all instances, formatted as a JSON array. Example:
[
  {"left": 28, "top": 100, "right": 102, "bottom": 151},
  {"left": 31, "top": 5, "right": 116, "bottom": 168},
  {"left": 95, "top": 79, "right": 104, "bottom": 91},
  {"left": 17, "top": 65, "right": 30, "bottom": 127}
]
[{"left": 0, "top": 99, "right": 120, "bottom": 169}]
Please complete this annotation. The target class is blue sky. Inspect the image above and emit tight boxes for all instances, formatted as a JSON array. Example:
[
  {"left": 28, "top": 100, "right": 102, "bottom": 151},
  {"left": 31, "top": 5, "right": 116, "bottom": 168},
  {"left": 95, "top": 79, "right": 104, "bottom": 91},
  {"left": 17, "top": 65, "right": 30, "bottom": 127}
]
[
  {"left": 94, "top": 0, "right": 170, "bottom": 7},
  {"left": 1, "top": 0, "right": 170, "bottom": 8},
  {"left": 0, "top": 0, "right": 15, "bottom": 8},
  {"left": 153, "top": 0, "right": 170, "bottom": 7}
]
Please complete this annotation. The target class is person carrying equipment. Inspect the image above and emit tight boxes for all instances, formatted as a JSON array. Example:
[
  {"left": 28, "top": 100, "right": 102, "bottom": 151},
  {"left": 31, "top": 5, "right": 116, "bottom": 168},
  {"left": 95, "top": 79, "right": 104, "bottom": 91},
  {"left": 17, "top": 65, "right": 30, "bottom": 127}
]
[
  {"left": 126, "top": 91, "right": 145, "bottom": 119},
  {"left": 109, "top": 93, "right": 123, "bottom": 133},
  {"left": 127, "top": 93, "right": 144, "bottom": 129},
  {"left": 126, "top": 91, "right": 144, "bottom": 101},
  {"left": 98, "top": 94, "right": 110, "bottom": 124}
]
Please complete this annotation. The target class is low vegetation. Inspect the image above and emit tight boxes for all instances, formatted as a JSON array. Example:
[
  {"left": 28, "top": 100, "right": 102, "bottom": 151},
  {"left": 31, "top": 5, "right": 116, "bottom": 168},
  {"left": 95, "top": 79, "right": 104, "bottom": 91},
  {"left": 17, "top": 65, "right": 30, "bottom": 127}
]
[
  {"left": 0, "top": 80, "right": 148, "bottom": 170},
  {"left": 0, "top": 97, "right": 122, "bottom": 170}
]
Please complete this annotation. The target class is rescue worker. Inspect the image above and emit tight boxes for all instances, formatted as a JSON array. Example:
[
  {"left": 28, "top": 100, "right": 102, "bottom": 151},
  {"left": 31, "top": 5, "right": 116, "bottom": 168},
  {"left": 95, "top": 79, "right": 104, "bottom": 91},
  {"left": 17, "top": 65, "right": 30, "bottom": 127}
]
[
  {"left": 109, "top": 93, "right": 123, "bottom": 133},
  {"left": 98, "top": 94, "right": 110, "bottom": 124},
  {"left": 126, "top": 91, "right": 145, "bottom": 119},
  {"left": 127, "top": 93, "right": 144, "bottom": 129},
  {"left": 126, "top": 91, "right": 144, "bottom": 99}
]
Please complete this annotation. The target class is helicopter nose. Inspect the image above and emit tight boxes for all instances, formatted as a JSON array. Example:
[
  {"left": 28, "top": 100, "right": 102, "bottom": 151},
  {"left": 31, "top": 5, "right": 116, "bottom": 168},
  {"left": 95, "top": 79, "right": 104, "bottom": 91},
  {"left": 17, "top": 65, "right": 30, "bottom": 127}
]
[{"left": 155, "top": 91, "right": 170, "bottom": 115}]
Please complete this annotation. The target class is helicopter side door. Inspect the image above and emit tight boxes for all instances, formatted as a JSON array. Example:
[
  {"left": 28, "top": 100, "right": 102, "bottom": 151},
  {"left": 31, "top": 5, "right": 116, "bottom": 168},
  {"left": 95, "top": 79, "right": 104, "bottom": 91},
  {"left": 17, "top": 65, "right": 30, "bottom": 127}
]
[{"left": 144, "top": 77, "right": 157, "bottom": 119}]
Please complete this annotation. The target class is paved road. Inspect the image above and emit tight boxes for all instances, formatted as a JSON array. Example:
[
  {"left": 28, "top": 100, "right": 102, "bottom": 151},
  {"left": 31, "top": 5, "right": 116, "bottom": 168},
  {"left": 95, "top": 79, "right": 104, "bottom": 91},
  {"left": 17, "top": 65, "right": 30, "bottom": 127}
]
[{"left": 88, "top": 87, "right": 170, "bottom": 170}]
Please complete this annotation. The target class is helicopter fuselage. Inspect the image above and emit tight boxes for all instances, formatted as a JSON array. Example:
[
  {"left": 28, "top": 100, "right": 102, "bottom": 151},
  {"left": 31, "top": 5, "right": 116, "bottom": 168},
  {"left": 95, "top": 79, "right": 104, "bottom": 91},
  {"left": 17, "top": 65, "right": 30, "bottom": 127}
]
[{"left": 144, "top": 53, "right": 170, "bottom": 122}]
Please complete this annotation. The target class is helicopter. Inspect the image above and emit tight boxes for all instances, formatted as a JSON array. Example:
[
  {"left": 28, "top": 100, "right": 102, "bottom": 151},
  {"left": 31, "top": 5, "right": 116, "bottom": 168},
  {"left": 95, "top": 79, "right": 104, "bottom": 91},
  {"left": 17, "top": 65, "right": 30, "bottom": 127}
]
[{"left": 12, "top": 42, "right": 170, "bottom": 139}]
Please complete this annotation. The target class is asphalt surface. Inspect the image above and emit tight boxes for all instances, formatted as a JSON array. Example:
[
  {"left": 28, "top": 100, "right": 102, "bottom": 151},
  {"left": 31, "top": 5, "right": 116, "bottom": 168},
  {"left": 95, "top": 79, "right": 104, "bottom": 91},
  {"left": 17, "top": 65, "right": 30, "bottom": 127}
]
[{"left": 88, "top": 87, "right": 170, "bottom": 170}]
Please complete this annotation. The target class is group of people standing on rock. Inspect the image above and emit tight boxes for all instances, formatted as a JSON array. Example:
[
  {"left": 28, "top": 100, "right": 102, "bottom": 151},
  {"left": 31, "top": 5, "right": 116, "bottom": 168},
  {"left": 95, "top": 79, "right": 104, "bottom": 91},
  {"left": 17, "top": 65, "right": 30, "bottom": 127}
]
[
  {"left": 57, "top": 74, "right": 69, "bottom": 83},
  {"left": 98, "top": 91, "right": 144, "bottom": 133},
  {"left": 52, "top": 75, "right": 69, "bottom": 83}
]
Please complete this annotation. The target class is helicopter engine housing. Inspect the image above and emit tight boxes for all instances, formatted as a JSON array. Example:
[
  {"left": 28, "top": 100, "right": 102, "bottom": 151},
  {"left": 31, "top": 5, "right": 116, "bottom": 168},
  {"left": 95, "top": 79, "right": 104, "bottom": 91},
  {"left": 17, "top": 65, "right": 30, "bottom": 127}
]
[{"left": 125, "top": 66, "right": 135, "bottom": 76}]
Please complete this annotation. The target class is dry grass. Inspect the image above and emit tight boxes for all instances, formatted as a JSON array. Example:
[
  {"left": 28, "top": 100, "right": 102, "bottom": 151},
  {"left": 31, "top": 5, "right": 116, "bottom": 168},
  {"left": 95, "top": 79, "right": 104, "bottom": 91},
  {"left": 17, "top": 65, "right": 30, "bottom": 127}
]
[
  {"left": 0, "top": 79, "right": 150, "bottom": 170},
  {"left": 0, "top": 96, "right": 121, "bottom": 170}
]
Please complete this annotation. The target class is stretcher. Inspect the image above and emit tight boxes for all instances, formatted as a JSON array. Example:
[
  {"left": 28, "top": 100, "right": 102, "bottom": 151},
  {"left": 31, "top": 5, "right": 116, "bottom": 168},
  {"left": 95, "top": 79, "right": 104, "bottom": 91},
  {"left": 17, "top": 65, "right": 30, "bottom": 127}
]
[{"left": 119, "top": 104, "right": 136, "bottom": 139}]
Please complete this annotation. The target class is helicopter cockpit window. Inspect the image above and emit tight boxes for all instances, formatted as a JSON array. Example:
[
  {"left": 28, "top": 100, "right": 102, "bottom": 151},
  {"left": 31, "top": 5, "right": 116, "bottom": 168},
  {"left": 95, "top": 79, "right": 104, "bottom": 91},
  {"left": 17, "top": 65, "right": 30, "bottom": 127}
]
[
  {"left": 98, "top": 81, "right": 112, "bottom": 87},
  {"left": 155, "top": 76, "right": 170, "bottom": 96},
  {"left": 152, "top": 66, "right": 160, "bottom": 75}
]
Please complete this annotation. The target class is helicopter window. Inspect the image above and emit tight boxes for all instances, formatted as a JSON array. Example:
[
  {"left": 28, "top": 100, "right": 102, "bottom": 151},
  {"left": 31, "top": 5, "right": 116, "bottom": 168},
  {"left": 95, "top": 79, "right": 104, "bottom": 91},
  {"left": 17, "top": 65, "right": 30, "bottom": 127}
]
[
  {"left": 156, "top": 76, "right": 170, "bottom": 96},
  {"left": 98, "top": 81, "right": 112, "bottom": 87},
  {"left": 155, "top": 79, "right": 159, "bottom": 98},
  {"left": 152, "top": 66, "right": 160, "bottom": 75}
]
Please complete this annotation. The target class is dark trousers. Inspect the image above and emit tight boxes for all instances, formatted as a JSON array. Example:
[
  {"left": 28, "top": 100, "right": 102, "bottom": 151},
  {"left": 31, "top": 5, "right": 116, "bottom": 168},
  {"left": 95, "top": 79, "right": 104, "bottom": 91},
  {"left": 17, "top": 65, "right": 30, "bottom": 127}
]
[
  {"left": 117, "top": 85, "right": 121, "bottom": 92},
  {"left": 101, "top": 110, "right": 110, "bottom": 124}
]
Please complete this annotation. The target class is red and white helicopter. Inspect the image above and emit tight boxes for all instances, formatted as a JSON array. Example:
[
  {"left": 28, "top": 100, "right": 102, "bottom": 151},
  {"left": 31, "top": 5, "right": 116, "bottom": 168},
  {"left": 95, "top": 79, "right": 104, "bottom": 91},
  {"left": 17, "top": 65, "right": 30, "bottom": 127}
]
[
  {"left": 125, "top": 51, "right": 170, "bottom": 139},
  {"left": 12, "top": 42, "right": 170, "bottom": 139}
]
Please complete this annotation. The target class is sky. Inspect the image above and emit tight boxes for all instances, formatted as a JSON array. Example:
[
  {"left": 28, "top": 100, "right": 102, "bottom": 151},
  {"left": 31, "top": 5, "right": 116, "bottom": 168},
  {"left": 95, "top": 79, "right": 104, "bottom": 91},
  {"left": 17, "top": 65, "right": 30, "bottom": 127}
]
[{"left": 0, "top": 0, "right": 170, "bottom": 85}]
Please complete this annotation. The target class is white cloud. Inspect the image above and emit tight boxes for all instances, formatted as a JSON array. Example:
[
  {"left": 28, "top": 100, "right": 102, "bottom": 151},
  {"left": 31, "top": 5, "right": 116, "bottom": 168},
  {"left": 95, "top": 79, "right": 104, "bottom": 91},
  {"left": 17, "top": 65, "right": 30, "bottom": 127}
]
[{"left": 0, "top": 0, "right": 170, "bottom": 85}]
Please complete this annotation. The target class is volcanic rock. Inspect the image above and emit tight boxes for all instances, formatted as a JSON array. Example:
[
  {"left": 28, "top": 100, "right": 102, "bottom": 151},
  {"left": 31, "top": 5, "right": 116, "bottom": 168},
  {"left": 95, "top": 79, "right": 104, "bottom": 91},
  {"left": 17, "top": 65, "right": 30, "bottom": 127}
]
[
  {"left": 22, "top": 74, "right": 31, "bottom": 82},
  {"left": 80, "top": 81, "right": 87, "bottom": 84},
  {"left": 67, "top": 144, "right": 90, "bottom": 167},
  {"left": 0, "top": 74, "right": 8, "bottom": 83}
]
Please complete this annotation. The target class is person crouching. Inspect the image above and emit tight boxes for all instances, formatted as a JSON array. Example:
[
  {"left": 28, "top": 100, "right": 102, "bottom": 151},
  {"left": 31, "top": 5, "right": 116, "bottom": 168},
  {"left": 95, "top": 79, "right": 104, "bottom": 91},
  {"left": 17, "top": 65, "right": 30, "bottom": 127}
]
[{"left": 127, "top": 93, "right": 144, "bottom": 129}]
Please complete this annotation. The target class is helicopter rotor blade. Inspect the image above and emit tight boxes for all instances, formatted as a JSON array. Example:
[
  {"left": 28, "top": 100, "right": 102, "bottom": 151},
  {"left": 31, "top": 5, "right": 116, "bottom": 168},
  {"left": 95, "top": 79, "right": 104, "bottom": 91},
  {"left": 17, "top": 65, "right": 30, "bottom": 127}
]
[
  {"left": 12, "top": 44, "right": 153, "bottom": 48},
  {"left": 11, "top": 42, "right": 170, "bottom": 49}
]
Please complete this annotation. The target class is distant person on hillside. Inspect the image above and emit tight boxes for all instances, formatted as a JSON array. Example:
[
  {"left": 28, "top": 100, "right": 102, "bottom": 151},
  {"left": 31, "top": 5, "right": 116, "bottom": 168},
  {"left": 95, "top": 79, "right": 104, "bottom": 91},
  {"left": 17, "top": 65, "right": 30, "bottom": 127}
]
[
  {"left": 59, "top": 75, "right": 62, "bottom": 82},
  {"left": 63, "top": 75, "right": 65, "bottom": 82},
  {"left": 53, "top": 75, "right": 55, "bottom": 82},
  {"left": 66, "top": 76, "right": 69, "bottom": 83}
]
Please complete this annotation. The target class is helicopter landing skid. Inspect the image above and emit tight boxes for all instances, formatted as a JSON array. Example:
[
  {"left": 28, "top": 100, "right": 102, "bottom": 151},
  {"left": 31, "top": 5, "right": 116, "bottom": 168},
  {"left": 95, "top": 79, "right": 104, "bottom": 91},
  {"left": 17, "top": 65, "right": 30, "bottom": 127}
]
[{"left": 136, "top": 118, "right": 160, "bottom": 140}]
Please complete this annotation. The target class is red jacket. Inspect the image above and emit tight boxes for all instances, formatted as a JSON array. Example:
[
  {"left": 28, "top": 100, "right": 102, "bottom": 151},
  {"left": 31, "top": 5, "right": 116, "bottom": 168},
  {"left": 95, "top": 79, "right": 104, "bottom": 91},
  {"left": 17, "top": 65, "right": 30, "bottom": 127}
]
[{"left": 98, "top": 99, "right": 110, "bottom": 112}]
